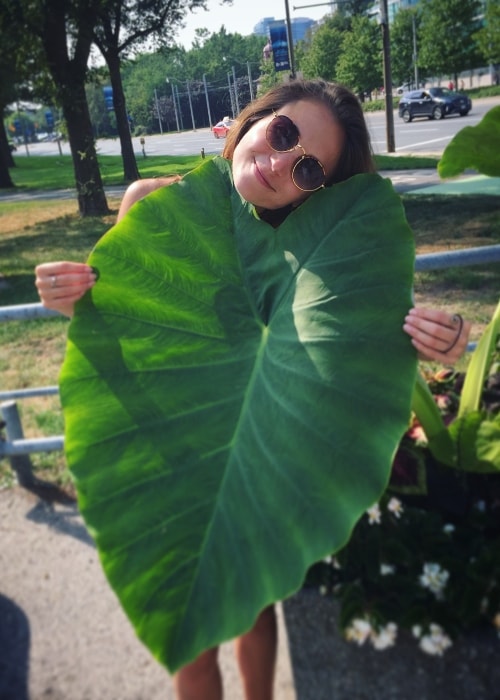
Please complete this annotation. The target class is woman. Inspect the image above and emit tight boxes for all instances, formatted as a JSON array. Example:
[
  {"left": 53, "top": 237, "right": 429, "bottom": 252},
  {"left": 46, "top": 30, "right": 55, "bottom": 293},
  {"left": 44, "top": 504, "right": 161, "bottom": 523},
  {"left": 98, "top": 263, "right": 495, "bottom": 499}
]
[{"left": 35, "top": 80, "right": 470, "bottom": 700}]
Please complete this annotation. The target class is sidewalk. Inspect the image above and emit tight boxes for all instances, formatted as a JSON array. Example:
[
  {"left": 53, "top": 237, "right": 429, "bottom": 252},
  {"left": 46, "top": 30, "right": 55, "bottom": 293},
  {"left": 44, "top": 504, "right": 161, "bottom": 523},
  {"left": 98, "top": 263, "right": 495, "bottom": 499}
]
[{"left": 0, "top": 486, "right": 296, "bottom": 700}]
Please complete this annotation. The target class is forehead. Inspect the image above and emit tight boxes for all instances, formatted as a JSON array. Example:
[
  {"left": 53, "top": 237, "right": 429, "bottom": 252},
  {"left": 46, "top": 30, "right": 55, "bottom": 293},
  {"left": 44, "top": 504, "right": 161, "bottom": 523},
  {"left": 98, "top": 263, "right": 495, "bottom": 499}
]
[{"left": 276, "top": 99, "right": 345, "bottom": 176}]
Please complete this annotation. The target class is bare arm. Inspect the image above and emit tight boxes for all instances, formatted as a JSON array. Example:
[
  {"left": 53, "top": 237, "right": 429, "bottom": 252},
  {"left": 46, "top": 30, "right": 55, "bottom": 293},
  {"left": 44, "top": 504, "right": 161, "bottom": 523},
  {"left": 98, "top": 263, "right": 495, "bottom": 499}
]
[
  {"left": 35, "top": 176, "right": 181, "bottom": 316},
  {"left": 404, "top": 307, "right": 471, "bottom": 364}
]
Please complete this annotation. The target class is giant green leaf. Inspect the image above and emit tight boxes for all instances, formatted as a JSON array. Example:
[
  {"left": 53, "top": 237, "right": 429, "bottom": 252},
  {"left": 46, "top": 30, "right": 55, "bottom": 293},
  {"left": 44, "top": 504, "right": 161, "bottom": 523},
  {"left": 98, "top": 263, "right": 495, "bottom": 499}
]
[
  {"left": 60, "top": 157, "right": 416, "bottom": 672},
  {"left": 438, "top": 106, "right": 500, "bottom": 178}
]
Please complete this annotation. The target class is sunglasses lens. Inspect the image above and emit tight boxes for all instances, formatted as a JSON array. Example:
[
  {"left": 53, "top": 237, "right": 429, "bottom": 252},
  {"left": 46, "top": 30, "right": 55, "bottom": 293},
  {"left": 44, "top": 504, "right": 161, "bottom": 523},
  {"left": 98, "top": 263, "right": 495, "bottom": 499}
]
[
  {"left": 293, "top": 156, "right": 326, "bottom": 191},
  {"left": 267, "top": 115, "right": 299, "bottom": 152}
]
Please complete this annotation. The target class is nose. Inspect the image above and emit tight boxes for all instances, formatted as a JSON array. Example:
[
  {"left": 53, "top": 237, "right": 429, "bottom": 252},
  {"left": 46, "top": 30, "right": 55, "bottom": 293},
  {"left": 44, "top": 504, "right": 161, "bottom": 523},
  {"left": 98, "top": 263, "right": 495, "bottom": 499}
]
[{"left": 269, "top": 149, "right": 297, "bottom": 176}]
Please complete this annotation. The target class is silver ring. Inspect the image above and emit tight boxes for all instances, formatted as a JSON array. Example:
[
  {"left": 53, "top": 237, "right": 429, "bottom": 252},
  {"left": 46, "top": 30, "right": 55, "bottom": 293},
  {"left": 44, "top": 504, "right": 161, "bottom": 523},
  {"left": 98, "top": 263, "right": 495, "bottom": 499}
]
[{"left": 50, "top": 275, "right": 57, "bottom": 289}]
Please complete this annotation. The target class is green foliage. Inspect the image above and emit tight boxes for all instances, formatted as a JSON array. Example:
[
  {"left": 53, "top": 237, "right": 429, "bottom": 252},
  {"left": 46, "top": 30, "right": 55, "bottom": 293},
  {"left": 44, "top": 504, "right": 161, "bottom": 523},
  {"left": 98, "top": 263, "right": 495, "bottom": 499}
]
[
  {"left": 473, "top": 0, "right": 500, "bottom": 66},
  {"left": 307, "top": 483, "right": 500, "bottom": 653},
  {"left": 413, "top": 299, "right": 500, "bottom": 473},
  {"left": 419, "top": 0, "right": 483, "bottom": 79},
  {"left": 298, "top": 14, "right": 348, "bottom": 80},
  {"left": 256, "top": 58, "right": 281, "bottom": 96},
  {"left": 60, "top": 157, "right": 416, "bottom": 671},
  {"left": 390, "top": 9, "right": 424, "bottom": 89},
  {"left": 438, "top": 106, "right": 500, "bottom": 178},
  {"left": 336, "top": 16, "right": 382, "bottom": 95}
]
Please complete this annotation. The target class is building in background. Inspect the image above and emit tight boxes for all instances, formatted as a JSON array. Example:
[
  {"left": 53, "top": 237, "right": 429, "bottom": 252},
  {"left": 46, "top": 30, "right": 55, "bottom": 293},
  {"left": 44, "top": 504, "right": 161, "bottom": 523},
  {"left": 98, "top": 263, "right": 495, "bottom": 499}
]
[{"left": 254, "top": 16, "right": 317, "bottom": 44}]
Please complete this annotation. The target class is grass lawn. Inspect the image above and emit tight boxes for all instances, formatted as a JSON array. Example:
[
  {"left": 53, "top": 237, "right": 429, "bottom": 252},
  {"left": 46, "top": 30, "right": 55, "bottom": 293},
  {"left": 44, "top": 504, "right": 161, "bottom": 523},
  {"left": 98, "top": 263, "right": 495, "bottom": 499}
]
[
  {"left": 1, "top": 162, "right": 499, "bottom": 490},
  {"left": 3, "top": 153, "right": 440, "bottom": 191}
]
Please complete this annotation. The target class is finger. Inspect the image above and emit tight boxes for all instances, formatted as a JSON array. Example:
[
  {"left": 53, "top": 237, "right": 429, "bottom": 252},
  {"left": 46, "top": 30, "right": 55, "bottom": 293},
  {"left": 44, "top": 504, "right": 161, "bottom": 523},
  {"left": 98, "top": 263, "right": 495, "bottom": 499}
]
[
  {"left": 403, "top": 319, "right": 458, "bottom": 349},
  {"left": 412, "top": 318, "right": 471, "bottom": 363},
  {"left": 35, "top": 262, "right": 93, "bottom": 276},
  {"left": 35, "top": 270, "right": 96, "bottom": 293},
  {"left": 407, "top": 307, "right": 454, "bottom": 326}
]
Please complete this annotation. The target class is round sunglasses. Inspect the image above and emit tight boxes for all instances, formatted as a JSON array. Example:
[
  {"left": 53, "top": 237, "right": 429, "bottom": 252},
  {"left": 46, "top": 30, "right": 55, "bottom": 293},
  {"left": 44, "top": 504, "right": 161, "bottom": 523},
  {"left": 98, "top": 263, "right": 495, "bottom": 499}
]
[{"left": 265, "top": 111, "right": 326, "bottom": 192}]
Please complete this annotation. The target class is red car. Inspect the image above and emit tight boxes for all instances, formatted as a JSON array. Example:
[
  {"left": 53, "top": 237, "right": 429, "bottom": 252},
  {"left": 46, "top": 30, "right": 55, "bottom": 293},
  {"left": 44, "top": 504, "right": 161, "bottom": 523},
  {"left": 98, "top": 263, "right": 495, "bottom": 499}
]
[{"left": 212, "top": 119, "right": 234, "bottom": 139}]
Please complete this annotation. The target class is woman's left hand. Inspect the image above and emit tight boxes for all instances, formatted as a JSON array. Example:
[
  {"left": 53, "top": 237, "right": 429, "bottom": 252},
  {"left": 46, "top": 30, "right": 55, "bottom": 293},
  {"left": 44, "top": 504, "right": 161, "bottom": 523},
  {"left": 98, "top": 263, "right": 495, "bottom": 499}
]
[{"left": 404, "top": 307, "right": 472, "bottom": 364}]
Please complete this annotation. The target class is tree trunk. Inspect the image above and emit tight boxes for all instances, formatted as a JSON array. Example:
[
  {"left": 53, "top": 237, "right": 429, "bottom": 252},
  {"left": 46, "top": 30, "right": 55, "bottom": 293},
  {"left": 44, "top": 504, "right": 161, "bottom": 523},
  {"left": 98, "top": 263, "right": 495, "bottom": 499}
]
[
  {"left": 0, "top": 123, "right": 15, "bottom": 188},
  {"left": 38, "top": 2, "right": 109, "bottom": 217},
  {"left": 107, "top": 51, "right": 140, "bottom": 183},
  {"left": 60, "top": 80, "right": 110, "bottom": 216}
]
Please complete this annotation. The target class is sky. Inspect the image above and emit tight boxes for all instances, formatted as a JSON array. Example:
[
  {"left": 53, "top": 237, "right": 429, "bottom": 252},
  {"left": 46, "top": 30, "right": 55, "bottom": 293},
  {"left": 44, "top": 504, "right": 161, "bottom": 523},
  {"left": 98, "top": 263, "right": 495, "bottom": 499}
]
[{"left": 175, "top": 0, "right": 334, "bottom": 48}]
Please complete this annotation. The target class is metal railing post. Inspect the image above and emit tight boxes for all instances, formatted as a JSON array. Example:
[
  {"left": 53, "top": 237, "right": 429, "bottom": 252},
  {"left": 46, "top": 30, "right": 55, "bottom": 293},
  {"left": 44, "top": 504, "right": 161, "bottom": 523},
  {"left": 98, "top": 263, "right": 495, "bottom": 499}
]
[{"left": 1, "top": 400, "right": 35, "bottom": 487}]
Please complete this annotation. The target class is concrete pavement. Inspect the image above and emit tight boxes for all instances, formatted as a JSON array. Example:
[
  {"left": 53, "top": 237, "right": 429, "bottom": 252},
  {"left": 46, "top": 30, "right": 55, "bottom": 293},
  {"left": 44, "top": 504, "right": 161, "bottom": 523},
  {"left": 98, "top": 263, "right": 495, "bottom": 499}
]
[{"left": 0, "top": 486, "right": 296, "bottom": 700}]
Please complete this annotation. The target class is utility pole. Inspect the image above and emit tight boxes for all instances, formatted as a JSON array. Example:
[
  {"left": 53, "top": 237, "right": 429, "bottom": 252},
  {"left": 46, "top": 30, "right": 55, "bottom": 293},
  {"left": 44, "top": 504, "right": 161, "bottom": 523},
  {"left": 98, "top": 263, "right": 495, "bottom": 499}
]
[
  {"left": 247, "top": 62, "right": 254, "bottom": 102},
  {"left": 284, "top": 0, "right": 296, "bottom": 78},
  {"left": 154, "top": 89, "right": 163, "bottom": 134},
  {"left": 412, "top": 14, "right": 419, "bottom": 89},
  {"left": 166, "top": 79, "right": 180, "bottom": 132},
  {"left": 380, "top": 0, "right": 395, "bottom": 153},
  {"left": 203, "top": 75, "right": 213, "bottom": 128},
  {"left": 232, "top": 66, "right": 240, "bottom": 114},
  {"left": 186, "top": 81, "right": 196, "bottom": 131}
]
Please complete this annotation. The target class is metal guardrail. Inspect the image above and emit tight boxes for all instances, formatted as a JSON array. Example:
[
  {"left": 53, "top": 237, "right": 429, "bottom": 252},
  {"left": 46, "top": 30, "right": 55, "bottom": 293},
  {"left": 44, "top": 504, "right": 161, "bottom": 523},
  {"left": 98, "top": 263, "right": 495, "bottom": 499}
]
[
  {"left": 414, "top": 244, "right": 500, "bottom": 271},
  {"left": 1, "top": 244, "right": 499, "bottom": 479}
]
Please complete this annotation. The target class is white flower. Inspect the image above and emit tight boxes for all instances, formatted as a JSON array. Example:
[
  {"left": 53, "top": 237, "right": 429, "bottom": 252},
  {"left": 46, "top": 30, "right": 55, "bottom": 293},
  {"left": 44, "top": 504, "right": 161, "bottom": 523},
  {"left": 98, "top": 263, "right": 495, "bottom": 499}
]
[
  {"left": 319, "top": 585, "right": 328, "bottom": 596},
  {"left": 380, "top": 563, "right": 396, "bottom": 576},
  {"left": 412, "top": 625, "right": 422, "bottom": 639},
  {"left": 419, "top": 562, "right": 449, "bottom": 599},
  {"left": 366, "top": 503, "right": 382, "bottom": 525},
  {"left": 370, "top": 622, "right": 398, "bottom": 650},
  {"left": 323, "top": 555, "right": 333, "bottom": 564},
  {"left": 345, "top": 618, "right": 372, "bottom": 645},
  {"left": 418, "top": 624, "right": 452, "bottom": 655},
  {"left": 387, "top": 497, "right": 403, "bottom": 518},
  {"left": 443, "top": 523, "right": 455, "bottom": 534}
]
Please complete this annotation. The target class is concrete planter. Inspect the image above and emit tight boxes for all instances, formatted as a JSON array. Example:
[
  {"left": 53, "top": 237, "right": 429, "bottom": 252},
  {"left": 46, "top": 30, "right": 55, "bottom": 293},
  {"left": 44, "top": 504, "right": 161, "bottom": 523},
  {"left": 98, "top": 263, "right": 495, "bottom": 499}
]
[{"left": 283, "top": 588, "right": 500, "bottom": 700}]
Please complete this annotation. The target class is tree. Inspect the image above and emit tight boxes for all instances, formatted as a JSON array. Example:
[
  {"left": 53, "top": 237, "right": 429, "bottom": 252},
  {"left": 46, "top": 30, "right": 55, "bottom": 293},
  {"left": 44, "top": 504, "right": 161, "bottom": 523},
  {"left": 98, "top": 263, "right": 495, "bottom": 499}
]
[
  {"left": 2, "top": 0, "right": 109, "bottom": 215},
  {"left": 297, "top": 13, "right": 349, "bottom": 80},
  {"left": 336, "top": 15, "right": 382, "bottom": 98},
  {"left": 91, "top": 1, "right": 242, "bottom": 180},
  {"left": 390, "top": 8, "right": 424, "bottom": 89},
  {"left": 0, "top": 1, "right": 56, "bottom": 185},
  {"left": 0, "top": 16, "right": 18, "bottom": 186},
  {"left": 473, "top": 0, "right": 500, "bottom": 70},
  {"left": 419, "top": 0, "right": 483, "bottom": 85}
]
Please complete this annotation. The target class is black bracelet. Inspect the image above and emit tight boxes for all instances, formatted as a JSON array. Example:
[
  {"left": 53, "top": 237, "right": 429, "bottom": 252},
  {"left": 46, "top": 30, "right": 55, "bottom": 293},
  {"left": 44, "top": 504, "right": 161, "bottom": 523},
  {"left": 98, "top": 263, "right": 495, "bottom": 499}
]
[{"left": 443, "top": 314, "right": 463, "bottom": 353}]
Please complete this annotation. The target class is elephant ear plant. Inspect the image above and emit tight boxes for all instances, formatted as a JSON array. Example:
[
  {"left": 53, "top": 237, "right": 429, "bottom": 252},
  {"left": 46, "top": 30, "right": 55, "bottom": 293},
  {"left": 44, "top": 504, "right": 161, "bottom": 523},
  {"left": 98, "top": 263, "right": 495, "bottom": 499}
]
[
  {"left": 414, "top": 105, "right": 500, "bottom": 474},
  {"left": 59, "top": 157, "right": 416, "bottom": 672}
]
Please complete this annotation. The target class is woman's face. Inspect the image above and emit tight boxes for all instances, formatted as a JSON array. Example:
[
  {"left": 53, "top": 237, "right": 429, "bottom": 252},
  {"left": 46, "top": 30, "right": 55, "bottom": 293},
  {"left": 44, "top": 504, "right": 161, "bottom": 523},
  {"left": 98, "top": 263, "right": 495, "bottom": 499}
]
[{"left": 231, "top": 99, "right": 345, "bottom": 212}]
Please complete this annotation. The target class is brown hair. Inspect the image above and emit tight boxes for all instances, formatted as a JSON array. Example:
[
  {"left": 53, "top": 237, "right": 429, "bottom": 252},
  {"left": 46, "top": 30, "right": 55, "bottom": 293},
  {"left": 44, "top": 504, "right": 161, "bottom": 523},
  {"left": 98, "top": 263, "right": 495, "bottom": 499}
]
[{"left": 223, "top": 79, "right": 375, "bottom": 186}]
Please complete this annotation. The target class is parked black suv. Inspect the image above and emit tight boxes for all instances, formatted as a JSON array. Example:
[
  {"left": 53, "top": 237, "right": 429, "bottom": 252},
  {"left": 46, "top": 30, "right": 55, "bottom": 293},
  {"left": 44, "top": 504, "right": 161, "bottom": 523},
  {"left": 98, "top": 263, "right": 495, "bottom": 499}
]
[{"left": 398, "top": 87, "right": 472, "bottom": 122}]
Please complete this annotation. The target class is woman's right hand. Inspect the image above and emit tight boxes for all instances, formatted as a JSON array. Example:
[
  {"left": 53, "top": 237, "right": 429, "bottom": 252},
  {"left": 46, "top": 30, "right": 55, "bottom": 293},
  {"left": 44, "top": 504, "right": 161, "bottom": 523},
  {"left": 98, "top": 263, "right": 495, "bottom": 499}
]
[{"left": 34, "top": 261, "right": 97, "bottom": 318}]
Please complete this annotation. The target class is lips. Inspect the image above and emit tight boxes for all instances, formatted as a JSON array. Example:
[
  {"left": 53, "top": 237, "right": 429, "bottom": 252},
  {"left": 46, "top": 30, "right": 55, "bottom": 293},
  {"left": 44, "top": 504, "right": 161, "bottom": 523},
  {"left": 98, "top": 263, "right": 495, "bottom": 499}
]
[{"left": 254, "top": 159, "right": 275, "bottom": 191}]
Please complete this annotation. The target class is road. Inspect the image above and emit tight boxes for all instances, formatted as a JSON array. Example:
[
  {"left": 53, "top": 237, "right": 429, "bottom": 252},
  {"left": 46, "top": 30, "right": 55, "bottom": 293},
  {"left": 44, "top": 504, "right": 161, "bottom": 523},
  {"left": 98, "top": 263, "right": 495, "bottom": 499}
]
[{"left": 12, "top": 97, "right": 499, "bottom": 160}]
